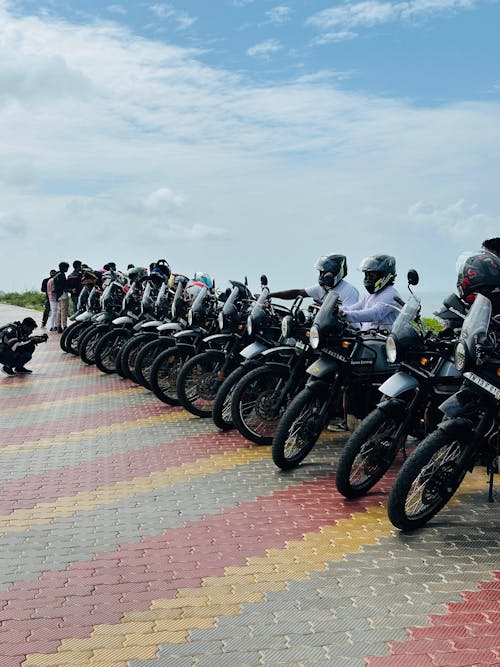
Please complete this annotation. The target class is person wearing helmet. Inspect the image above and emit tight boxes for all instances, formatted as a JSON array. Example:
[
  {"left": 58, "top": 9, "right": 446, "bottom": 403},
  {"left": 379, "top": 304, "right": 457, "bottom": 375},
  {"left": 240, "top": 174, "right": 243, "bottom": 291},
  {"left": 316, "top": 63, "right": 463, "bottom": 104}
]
[
  {"left": 0, "top": 317, "right": 47, "bottom": 375},
  {"left": 268, "top": 254, "right": 359, "bottom": 307},
  {"left": 193, "top": 272, "right": 214, "bottom": 290},
  {"left": 456, "top": 251, "right": 500, "bottom": 312},
  {"left": 150, "top": 260, "right": 172, "bottom": 282},
  {"left": 482, "top": 238, "right": 500, "bottom": 258},
  {"left": 342, "top": 254, "right": 401, "bottom": 331}
]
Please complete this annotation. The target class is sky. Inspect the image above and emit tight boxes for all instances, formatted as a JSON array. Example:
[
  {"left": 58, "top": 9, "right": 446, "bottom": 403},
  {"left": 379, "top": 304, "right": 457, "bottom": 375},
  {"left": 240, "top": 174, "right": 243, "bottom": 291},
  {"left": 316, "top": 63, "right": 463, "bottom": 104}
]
[{"left": 0, "top": 0, "right": 499, "bottom": 313}]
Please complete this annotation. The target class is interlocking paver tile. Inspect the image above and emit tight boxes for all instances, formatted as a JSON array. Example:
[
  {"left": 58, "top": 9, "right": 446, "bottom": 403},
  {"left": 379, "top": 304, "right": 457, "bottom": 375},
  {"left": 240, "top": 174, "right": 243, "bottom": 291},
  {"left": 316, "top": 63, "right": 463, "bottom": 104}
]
[{"left": 0, "top": 304, "right": 498, "bottom": 667}]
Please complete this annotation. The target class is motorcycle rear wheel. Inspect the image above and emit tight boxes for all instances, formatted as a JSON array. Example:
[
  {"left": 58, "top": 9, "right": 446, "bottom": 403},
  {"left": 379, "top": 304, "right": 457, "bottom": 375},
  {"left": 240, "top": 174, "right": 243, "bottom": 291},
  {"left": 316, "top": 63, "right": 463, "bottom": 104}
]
[
  {"left": 232, "top": 364, "right": 292, "bottom": 446},
  {"left": 387, "top": 426, "right": 473, "bottom": 531},
  {"left": 176, "top": 350, "right": 226, "bottom": 418},
  {"left": 272, "top": 386, "right": 326, "bottom": 470},
  {"left": 135, "top": 338, "right": 175, "bottom": 389},
  {"left": 94, "top": 328, "right": 131, "bottom": 374},
  {"left": 335, "top": 407, "right": 405, "bottom": 499},
  {"left": 149, "top": 346, "right": 193, "bottom": 406}
]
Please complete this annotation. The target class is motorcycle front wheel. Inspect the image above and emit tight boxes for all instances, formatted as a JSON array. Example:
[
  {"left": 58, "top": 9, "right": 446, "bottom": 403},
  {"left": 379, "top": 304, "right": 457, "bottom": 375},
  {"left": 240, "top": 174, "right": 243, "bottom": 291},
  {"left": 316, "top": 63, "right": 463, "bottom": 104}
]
[
  {"left": 79, "top": 325, "right": 110, "bottom": 365},
  {"left": 176, "top": 350, "right": 227, "bottom": 418},
  {"left": 387, "top": 426, "right": 474, "bottom": 531},
  {"left": 94, "top": 328, "right": 131, "bottom": 374},
  {"left": 212, "top": 365, "right": 253, "bottom": 431},
  {"left": 272, "top": 386, "right": 327, "bottom": 470},
  {"left": 119, "top": 333, "right": 157, "bottom": 382},
  {"left": 149, "top": 346, "right": 194, "bottom": 406},
  {"left": 335, "top": 406, "right": 406, "bottom": 499},
  {"left": 232, "top": 364, "right": 293, "bottom": 446},
  {"left": 135, "top": 338, "right": 175, "bottom": 389}
]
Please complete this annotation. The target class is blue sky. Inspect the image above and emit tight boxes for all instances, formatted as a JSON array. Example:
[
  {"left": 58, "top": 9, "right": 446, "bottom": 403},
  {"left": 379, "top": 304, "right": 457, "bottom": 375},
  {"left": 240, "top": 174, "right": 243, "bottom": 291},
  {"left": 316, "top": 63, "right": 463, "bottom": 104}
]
[{"left": 0, "top": 0, "right": 499, "bottom": 310}]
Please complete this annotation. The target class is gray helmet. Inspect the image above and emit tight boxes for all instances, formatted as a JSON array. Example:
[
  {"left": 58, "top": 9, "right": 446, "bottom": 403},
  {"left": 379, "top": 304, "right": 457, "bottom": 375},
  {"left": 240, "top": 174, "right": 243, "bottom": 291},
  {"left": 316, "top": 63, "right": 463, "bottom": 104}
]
[
  {"left": 359, "top": 255, "right": 396, "bottom": 294},
  {"left": 314, "top": 254, "right": 348, "bottom": 289}
]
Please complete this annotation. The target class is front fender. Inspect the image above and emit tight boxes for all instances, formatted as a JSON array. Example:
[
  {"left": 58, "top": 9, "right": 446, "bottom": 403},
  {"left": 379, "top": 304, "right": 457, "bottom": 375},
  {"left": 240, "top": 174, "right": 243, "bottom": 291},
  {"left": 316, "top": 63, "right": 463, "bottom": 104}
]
[
  {"left": 437, "top": 416, "right": 474, "bottom": 439},
  {"left": 439, "top": 387, "right": 480, "bottom": 419},
  {"left": 378, "top": 371, "right": 419, "bottom": 398},
  {"left": 113, "top": 315, "right": 135, "bottom": 326},
  {"left": 203, "top": 333, "right": 233, "bottom": 347},
  {"left": 240, "top": 341, "right": 269, "bottom": 360},
  {"left": 260, "top": 345, "right": 295, "bottom": 361},
  {"left": 306, "top": 356, "right": 338, "bottom": 378},
  {"left": 377, "top": 397, "right": 408, "bottom": 420}
]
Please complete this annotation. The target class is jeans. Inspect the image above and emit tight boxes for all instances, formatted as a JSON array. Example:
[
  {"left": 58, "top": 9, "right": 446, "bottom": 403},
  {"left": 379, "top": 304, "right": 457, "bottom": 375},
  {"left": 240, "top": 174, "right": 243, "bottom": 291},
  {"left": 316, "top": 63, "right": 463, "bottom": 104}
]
[{"left": 0, "top": 347, "right": 33, "bottom": 369}]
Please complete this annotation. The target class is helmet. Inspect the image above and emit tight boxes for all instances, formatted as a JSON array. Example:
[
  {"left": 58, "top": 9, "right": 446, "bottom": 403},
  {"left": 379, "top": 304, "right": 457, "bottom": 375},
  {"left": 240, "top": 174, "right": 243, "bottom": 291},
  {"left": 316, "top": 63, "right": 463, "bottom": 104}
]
[
  {"left": 82, "top": 269, "right": 98, "bottom": 286},
  {"left": 127, "top": 266, "right": 148, "bottom": 283},
  {"left": 185, "top": 279, "right": 206, "bottom": 303},
  {"left": 456, "top": 251, "right": 500, "bottom": 305},
  {"left": 153, "top": 259, "right": 171, "bottom": 279},
  {"left": 359, "top": 255, "right": 396, "bottom": 294},
  {"left": 194, "top": 272, "right": 214, "bottom": 289},
  {"left": 314, "top": 254, "right": 348, "bottom": 288}
]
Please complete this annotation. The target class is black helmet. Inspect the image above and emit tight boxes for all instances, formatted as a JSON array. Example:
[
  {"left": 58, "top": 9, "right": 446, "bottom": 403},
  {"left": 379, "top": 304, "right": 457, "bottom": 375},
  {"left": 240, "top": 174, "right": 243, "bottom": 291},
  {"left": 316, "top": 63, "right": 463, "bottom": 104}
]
[
  {"left": 456, "top": 251, "right": 500, "bottom": 305},
  {"left": 314, "top": 254, "right": 348, "bottom": 288},
  {"left": 359, "top": 255, "right": 396, "bottom": 294},
  {"left": 153, "top": 259, "right": 171, "bottom": 279}
]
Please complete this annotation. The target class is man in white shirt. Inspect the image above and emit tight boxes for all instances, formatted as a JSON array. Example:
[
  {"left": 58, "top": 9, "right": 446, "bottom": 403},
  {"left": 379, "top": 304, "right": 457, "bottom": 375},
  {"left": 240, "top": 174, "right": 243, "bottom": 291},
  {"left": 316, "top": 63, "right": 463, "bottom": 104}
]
[
  {"left": 342, "top": 255, "right": 401, "bottom": 331},
  {"left": 268, "top": 254, "right": 359, "bottom": 307}
]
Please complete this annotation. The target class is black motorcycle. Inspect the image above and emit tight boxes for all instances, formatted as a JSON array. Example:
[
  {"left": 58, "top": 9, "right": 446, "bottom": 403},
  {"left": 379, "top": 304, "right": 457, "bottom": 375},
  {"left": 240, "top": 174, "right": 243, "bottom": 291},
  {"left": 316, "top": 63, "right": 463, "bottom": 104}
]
[
  {"left": 175, "top": 280, "right": 261, "bottom": 418},
  {"left": 229, "top": 301, "right": 317, "bottom": 445},
  {"left": 60, "top": 284, "right": 97, "bottom": 354},
  {"left": 148, "top": 284, "right": 223, "bottom": 406},
  {"left": 272, "top": 290, "right": 398, "bottom": 470},
  {"left": 387, "top": 292, "right": 499, "bottom": 530},
  {"left": 335, "top": 280, "right": 465, "bottom": 499}
]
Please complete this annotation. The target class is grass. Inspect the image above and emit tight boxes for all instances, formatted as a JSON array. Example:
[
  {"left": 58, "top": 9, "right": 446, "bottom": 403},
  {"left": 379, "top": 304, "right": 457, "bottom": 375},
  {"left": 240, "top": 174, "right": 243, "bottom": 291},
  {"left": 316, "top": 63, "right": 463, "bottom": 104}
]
[{"left": 0, "top": 291, "right": 45, "bottom": 311}]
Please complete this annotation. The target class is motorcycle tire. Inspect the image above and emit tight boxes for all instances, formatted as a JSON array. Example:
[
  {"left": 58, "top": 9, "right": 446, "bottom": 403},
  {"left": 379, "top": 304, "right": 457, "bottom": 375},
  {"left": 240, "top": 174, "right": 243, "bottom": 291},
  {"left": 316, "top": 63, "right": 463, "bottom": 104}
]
[
  {"left": 64, "top": 321, "right": 90, "bottom": 355},
  {"left": 387, "top": 425, "right": 474, "bottom": 531},
  {"left": 60, "top": 322, "right": 80, "bottom": 352},
  {"left": 79, "top": 325, "right": 110, "bottom": 365},
  {"left": 212, "top": 365, "right": 252, "bottom": 431},
  {"left": 231, "top": 364, "right": 293, "bottom": 446},
  {"left": 176, "top": 350, "right": 227, "bottom": 418},
  {"left": 119, "top": 333, "right": 158, "bottom": 382},
  {"left": 335, "top": 406, "right": 406, "bottom": 499},
  {"left": 272, "top": 385, "right": 326, "bottom": 470},
  {"left": 149, "top": 345, "right": 194, "bottom": 406},
  {"left": 94, "top": 328, "right": 131, "bottom": 374},
  {"left": 134, "top": 338, "right": 175, "bottom": 389}
]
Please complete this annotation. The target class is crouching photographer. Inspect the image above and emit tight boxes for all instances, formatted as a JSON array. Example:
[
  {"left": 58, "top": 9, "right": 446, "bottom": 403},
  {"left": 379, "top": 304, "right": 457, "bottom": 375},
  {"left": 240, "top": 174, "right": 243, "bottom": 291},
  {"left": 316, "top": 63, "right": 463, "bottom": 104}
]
[{"left": 0, "top": 317, "right": 48, "bottom": 376}]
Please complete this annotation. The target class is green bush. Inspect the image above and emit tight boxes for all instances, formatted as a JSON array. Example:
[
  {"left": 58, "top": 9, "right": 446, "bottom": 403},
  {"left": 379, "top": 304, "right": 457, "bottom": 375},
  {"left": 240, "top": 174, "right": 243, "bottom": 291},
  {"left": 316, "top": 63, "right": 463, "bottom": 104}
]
[
  {"left": 0, "top": 291, "right": 45, "bottom": 311},
  {"left": 423, "top": 317, "right": 444, "bottom": 333}
]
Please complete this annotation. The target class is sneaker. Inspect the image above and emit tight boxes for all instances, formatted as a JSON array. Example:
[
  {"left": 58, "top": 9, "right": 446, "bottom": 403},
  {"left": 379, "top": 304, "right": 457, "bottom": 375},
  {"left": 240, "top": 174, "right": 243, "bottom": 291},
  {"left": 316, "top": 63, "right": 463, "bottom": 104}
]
[
  {"left": 14, "top": 366, "right": 32, "bottom": 374},
  {"left": 327, "top": 420, "right": 348, "bottom": 432},
  {"left": 1, "top": 365, "right": 16, "bottom": 376}
]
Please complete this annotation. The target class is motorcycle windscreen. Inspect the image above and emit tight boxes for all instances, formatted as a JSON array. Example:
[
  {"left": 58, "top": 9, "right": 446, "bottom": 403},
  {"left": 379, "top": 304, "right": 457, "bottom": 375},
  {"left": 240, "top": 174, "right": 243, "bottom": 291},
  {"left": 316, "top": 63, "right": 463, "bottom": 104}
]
[
  {"left": 189, "top": 286, "right": 208, "bottom": 317},
  {"left": 459, "top": 293, "right": 492, "bottom": 363},
  {"left": 248, "top": 286, "right": 270, "bottom": 328},
  {"left": 390, "top": 294, "right": 425, "bottom": 353},
  {"left": 312, "top": 291, "right": 340, "bottom": 330}
]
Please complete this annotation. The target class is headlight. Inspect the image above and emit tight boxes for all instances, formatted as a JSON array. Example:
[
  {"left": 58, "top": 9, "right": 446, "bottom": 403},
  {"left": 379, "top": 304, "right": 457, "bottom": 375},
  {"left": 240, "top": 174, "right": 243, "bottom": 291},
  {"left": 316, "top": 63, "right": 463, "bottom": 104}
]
[
  {"left": 281, "top": 315, "right": 292, "bottom": 339},
  {"left": 309, "top": 325, "right": 320, "bottom": 350},
  {"left": 454, "top": 341, "right": 467, "bottom": 372},
  {"left": 218, "top": 312, "right": 225, "bottom": 330},
  {"left": 187, "top": 310, "right": 194, "bottom": 327},
  {"left": 385, "top": 336, "right": 398, "bottom": 363},
  {"left": 246, "top": 315, "right": 253, "bottom": 336}
]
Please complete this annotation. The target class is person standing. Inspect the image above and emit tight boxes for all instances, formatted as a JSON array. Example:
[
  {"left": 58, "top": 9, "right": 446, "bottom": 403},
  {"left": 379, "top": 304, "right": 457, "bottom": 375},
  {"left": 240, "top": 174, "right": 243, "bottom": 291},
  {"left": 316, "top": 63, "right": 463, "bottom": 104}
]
[
  {"left": 66, "top": 260, "right": 83, "bottom": 314},
  {"left": 40, "top": 269, "right": 56, "bottom": 328},
  {"left": 53, "top": 262, "right": 70, "bottom": 333}
]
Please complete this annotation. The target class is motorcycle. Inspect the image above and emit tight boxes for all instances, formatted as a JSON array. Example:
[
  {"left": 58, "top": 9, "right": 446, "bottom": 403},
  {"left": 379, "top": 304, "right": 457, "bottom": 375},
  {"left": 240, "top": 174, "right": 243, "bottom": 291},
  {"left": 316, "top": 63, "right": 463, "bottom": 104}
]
[
  {"left": 228, "top": 300, "right": 317, "bottom": 445},
  {"left": 211, "top": 276, "right": 299, "bottom": 431},
  {"left": 387, "top": 292, "right": 499, "bottom": 530},
  {"left": 78, "top": 279, "right": 126, "bottom": 365},
  {"left": 335, "top": 274, "right": 465, "bottom": 499},
  {"left": 175, "top": 279, "right": 261, "bottom": 418},
  {"left": 60, "top": 284, "right": 97, "bottom": 354},
  {"left": 148, "top": 283, "right": 223, "bottom": 406},
  {"left": 132, "top": 276, "right": 190, "bottom": 389},
  {"left": 271, "top": 290, "right": 398, "bottom": 470}
]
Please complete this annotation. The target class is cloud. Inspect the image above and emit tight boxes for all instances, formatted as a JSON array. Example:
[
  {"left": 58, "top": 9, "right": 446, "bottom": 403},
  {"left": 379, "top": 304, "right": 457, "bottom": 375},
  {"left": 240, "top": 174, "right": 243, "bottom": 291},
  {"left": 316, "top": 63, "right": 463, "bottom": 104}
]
[
  {"left": 312, "top": 31, "right": 358, "bottom": 44},
  {"left": 0, "top": 213, "right": 27, "bottom": 240},
  {"left": 247, "top": 39, "right": 282, "bottom": 58},
  {"left": 306, "top": 0, "right": 477, "bottom": 37},
  {"left": 232, "top": 0, "right": 255, "bottom": 6},
  {"left": 265, "top": 6, "right": 292, "bottom": 24},
  {"left": 148, "top": 3, "right": 197, "bottom": 30},
  {"left": 144, "top": 187, "right": 186, "bottom": 211},
  {"left": 408, "top": 199, "right": 498, "bottom": 244}
]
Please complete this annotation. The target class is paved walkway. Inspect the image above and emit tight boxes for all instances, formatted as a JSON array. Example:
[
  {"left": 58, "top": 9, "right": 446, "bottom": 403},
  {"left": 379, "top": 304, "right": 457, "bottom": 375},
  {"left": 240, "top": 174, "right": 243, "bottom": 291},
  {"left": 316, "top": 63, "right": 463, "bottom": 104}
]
[{"left": 0, "top": 304, "right": 498, "bottom": 667}]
